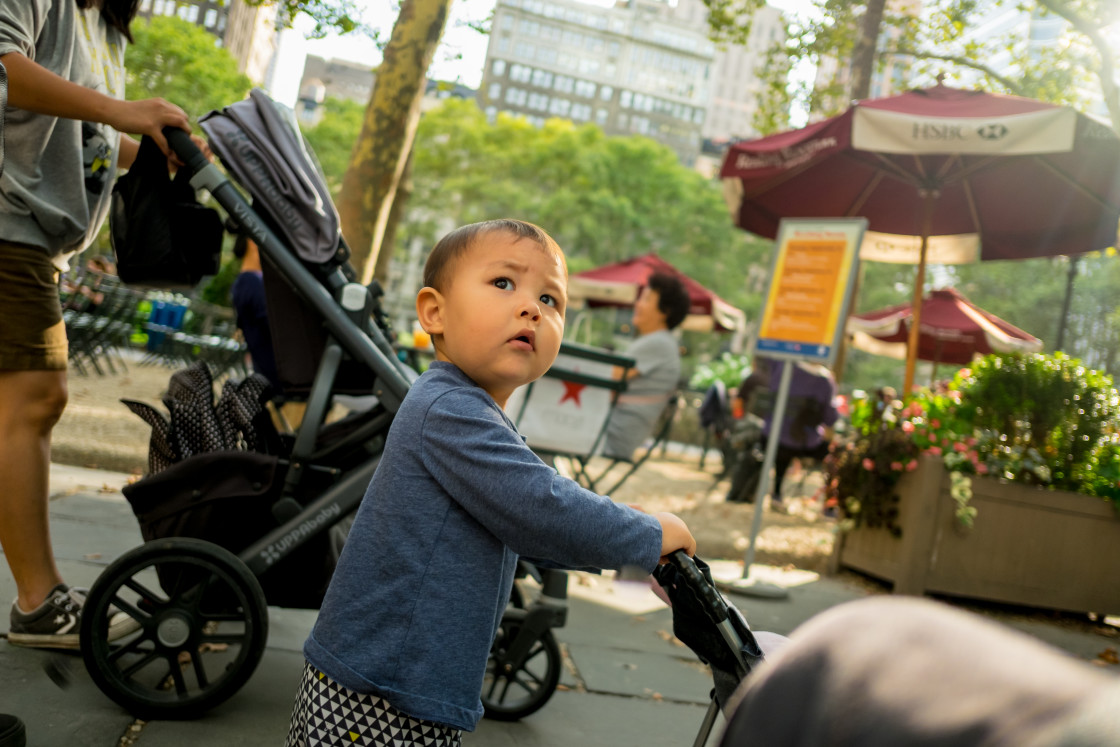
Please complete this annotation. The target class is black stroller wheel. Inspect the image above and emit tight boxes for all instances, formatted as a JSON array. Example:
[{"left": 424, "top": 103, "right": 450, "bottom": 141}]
[
  {"left": 81, "top": 537, "right": 269, "bottom": 720},
  {"left": 481, "top": 621, "right": 561, "bottom": 721}
]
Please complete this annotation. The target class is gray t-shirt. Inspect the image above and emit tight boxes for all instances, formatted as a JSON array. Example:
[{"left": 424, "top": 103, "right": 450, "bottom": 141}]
[
  {"left": 0, "top": 1, "right": 125, "bottom": 263},
  {"left": 603, "top": 329, "right": 681, "bottom": 459}
]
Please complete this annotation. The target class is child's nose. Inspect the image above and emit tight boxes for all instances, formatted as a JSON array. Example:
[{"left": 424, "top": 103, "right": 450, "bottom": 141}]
[{"left": 519, "top": 297, "right": 541, "bottom": 321}]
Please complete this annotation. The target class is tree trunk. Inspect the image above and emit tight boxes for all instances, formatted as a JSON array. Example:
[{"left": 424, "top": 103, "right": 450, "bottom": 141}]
[
  {"left": 336, "top": 0, "right": 450, "bottom": 284},
  {"left": 372, "top": 149, "right": 414, "bottom": 284},
  {"left": 848, "top": 0, "right": 887, "bottom": 102}
]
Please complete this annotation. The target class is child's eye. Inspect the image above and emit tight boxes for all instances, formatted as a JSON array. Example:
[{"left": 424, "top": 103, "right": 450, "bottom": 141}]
[
  {"left": 540, "top": 294, "right": 557, "bottom": 308},
  {"left": 493, "top": 277, "right": 512, "bottom": 290}
]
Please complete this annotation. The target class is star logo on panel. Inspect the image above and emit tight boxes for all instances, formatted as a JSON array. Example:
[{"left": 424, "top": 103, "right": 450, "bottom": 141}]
[
  {"left": 559, "top": 379, "right": 587, "bottom": 406},
  {"left": 976, "top": 123, "right": 1009, "bottom": 140}
]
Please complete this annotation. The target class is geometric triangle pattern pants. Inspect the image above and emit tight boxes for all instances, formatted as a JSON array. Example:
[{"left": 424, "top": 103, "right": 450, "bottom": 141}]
[{"left": 286, "top": 660, "right": 463, "bottom": 747}]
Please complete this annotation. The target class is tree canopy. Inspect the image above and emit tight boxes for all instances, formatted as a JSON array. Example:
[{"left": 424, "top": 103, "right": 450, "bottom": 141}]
[
  {"left": 306, "top": 97, "right": 772, "bottom": 361},
  {"left": 709, "top": 0, "right": 1118, "bottom": 134},
  {"left": 124, "top": 16, "right": 252, "bottom": 125}
]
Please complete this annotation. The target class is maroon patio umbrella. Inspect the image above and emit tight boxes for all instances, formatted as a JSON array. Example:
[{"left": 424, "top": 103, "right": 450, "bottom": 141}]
[
  {"left": 846, "top": 288, "right": 1042, "bottom": 379},
  {"left": 568, "top": 253, "right": 746, "bottom": 333},
  {"left": 720, "top": 82, "right": 1120, "bottom": 392}
]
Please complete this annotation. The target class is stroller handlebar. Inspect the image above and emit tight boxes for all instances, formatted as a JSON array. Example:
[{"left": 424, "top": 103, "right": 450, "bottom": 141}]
[
  {"left": 666, "top": 550, "right": 730, "bottom": 624},
  {"left": 164, "top": 127, "right": 210, "bottom": 174}
]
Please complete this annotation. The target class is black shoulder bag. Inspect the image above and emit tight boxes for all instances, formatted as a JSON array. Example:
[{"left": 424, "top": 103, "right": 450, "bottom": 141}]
[{"left": 110, "top": 135, "right": 223, "bottom": 288}]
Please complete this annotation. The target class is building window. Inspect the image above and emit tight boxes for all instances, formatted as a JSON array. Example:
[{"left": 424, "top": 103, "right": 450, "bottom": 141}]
[
  {"left": 505, "top": 87, "right": 527, "bottom": 106},
  {"left": 497, "top": 37, "right": 511, "bottom": 53},
  {"left": 574, "top": 80, "right": 596, "bottom": 98},
  {"left": 489, "top": 83, "right": 502, "bottom": 100},
  {"left": 187, "top": 4, "right": 199, "bottom": 22},
  {"left": 510, "top": 64, "right": 532, "bottom": 83},
  {"left": 531, "top": 69, "right": 553, "bottom": 88},
  {"left": 527, "top": 92, "right": 549, "bottom": 111},
  {"left": 599, "top": 85, "right": 613, "bottom": 102},
  {"left": 553, "top": 75, "right": 574, "bottom": 94},
  {"left": 619, "top": 90, "right": 632, "bottom": 108},
  {"left": 514, "top": 41, "right": 535, "bottom": 58},
  {"left": 570, "top": 103, "right": 592, "bottom": 121},
  {"left": 485, "top": 106, "right": 498, "bottom": 122},
  {"left": 548, "top": 98, "right": 571, "bottom": 116},
  {"left": 618, "top": 113, "right": 628, "bottom": 128},
  {"left": 204, "top": 8, "right": 217, "bottom": 27},
  {"left": 140, "top": 0, "right": 151, "bottom": 10},
  {"left": 492, "top": 59, "right": 507, "bottom": 77},
  {"left": 498, "top": 14, "right": 514, "bottom": 30},
  {"left": 595, "top": 109, "right": 608, "bottom": 125}
]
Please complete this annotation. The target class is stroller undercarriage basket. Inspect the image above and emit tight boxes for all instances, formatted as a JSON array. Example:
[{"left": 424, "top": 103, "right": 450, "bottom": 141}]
[{"left": 122, "top": 450, "right": 349, "bottom": 610}]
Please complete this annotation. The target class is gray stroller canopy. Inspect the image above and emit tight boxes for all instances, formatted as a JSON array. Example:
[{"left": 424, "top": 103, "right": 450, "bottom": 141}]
[{"left": 200, "top": 88, "right": 341, "bottom": 264}]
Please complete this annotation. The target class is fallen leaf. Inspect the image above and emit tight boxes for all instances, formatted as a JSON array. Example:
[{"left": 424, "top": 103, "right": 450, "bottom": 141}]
[{"left": 84, "top": 553, "right": 102, "bottom": 560}]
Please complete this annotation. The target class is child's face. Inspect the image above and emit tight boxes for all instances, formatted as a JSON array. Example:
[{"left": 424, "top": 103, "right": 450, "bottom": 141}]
[{"left": 421, "top": 232, "right": 567, "bottom": 407}]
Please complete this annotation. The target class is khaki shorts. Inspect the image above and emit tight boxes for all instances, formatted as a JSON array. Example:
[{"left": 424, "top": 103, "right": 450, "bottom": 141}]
[{"left": 0, "top": 241, "right": 68, "bottom": 371}]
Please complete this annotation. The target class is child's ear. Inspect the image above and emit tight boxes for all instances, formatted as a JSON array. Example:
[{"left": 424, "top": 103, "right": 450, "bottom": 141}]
[{"left": 416, "top": 286, "right": 445, "bottom": 335}]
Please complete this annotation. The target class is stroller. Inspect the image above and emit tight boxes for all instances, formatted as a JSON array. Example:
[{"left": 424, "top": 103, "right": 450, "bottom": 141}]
[
  {"left": 653, "top": 552, "right": 775, "bottom": 747},
  {"left": 77, "top": 90, "right": 565, "bottom": 721}
]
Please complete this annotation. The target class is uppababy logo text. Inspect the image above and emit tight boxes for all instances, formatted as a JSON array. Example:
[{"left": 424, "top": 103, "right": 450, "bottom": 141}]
[{"left": 260, "top": 504, "right": 342, "bottom": 566}]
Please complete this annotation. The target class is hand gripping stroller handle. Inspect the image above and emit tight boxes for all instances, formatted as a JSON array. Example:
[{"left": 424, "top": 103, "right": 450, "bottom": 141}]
[
  {"left": 164, "top": 127, "right": 209, "bottom": 174},
  {"left": 667, "top": 550, "right": 730, "bottom": 624}
]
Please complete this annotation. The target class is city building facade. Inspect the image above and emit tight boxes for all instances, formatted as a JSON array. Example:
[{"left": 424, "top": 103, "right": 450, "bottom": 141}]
[{"left": 478, "top": 0, "right": 718, "bottom": 164}]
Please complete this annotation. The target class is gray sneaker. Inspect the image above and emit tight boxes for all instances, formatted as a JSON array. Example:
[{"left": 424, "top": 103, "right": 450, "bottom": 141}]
[{"left": 8, "top": 584, "right": 136, "bottom": 650}]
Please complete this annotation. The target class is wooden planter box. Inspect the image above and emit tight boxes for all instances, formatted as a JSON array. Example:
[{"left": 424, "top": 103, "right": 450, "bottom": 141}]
[{"left": 833, "top": 454, "right": 1120, "bottom": 616}]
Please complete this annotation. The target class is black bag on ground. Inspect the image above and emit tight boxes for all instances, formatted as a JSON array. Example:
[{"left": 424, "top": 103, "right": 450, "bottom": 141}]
[{"left": 110, "top": 135, "right": 222, "bottom": 288}]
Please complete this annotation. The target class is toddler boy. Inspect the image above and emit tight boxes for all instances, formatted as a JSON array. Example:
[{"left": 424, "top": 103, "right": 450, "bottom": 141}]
[{"left": 287, "top": 219, "right": 694, "bottom": 745}]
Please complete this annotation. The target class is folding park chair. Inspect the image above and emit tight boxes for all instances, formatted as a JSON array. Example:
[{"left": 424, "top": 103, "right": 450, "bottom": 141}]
[
  {"left": 505, "top": 341, "right": 635, "bottom": 490},
  {"left": 567, "top": 392, "right": 680, "bottom": 496}
]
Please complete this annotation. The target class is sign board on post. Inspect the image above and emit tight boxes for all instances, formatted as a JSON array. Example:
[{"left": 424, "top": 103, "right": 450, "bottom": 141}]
[
  {"left": 756, "top": 218, "right": 867, "bottom": 367},
  {"left": 726, "top": 218, "right": 865, "bottom": 597}
]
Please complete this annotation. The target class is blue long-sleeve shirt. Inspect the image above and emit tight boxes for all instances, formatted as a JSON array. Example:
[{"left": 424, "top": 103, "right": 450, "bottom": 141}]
[{"left": 304, "top": 361, "right": 662, "bottom": 730}]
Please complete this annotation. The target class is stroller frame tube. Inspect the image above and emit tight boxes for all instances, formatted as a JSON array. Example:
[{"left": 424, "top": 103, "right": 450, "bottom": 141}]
[{"left": 166, "top": 128, "right": 412, "bottom": 408}]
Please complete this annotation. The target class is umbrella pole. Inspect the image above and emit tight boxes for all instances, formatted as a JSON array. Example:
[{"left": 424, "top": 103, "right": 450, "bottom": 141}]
[{"left": 903, "top": 194, "right": 936, "bottom": 397}]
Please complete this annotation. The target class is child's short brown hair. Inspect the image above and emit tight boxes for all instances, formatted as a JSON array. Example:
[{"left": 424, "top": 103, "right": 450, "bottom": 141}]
[{"left": 422, "top": 220, "right": 566, "bottom": 292}]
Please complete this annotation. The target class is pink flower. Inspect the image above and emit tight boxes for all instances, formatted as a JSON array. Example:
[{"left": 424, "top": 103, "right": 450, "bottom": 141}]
[
  {"left": 910, "top": 402, "right": 924, "bottom": 415},
  {"left": 890, "top": 461, "right": 903, "bottom": 471},
  {"left": 862, "top": 458, "right": 875, "bottom": 471},
  {"left": 836, "top": 395, "right": 849, "bottom": 416},
  {"left": 901, "top": 421, "right": 915, "bottom": 434},
  {"left": 967, "top": 437, "right": 978, "bottom": 447},
  {"left": 906, "top": 459, "right": 919, "bottom": 471},
  {"left": 931, "top": 419, "right": 941, "bottom": 429},
  {"left": 976, "top": 463, "right": 989, "bottom": 475},
  {"left": 928, "top": 446, "right": 942, "bottom": 456},
  {"left": 954, "top": 441, "right": 968, "bottom": 453}
]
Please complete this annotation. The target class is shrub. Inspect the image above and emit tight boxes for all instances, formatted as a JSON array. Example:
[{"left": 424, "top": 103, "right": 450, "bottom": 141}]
[{"left": 826, "top": 352, "right": 1120, "bottom": 532}]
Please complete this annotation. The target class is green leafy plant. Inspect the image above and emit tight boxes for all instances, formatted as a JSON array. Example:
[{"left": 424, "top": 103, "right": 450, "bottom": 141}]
[
  {"left": 827, "top": 352, "right": 1120, "bottom": 533},
  {"left": 689, "top": 352, "right": 750, "bottom": 391}
]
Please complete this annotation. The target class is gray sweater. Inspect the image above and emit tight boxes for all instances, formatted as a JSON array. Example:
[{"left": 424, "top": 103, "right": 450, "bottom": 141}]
[
  {"left": 304, "top": 362, "right": 662, "bottom": 730},
  {"left": 0, "top": 1, "right": 126, "bottom": 262}
]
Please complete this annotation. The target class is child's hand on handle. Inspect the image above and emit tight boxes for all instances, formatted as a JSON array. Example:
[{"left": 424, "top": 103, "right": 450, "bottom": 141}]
[{"left": 654, "top": 512, "right": 696, "bottom": 563}]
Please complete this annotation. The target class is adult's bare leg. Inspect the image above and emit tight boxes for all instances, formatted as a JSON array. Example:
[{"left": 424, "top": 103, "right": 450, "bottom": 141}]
[{"left": 0, "top": 369, "right": 68, "bottom": 613}]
